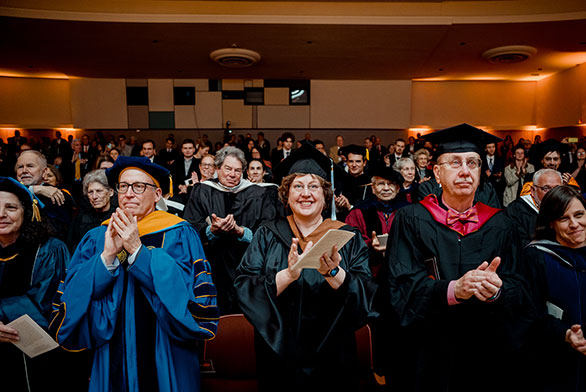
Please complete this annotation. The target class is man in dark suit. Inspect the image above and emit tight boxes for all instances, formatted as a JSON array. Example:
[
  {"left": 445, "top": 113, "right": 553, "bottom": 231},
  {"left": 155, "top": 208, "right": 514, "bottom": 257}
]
[
  {"left": 271, "top": 132, "right": 295, "bottom": 169},
  {"left": 172, "top": 139, "right": 199, "bottom": 199},
  {"left": 141, "top": 139, "right": 165, "bottom": 166},
  {"left": 7, "top": 130, "right": 28, "bottom": 158},
  {"left": 388, "top": 138, "right": 410, "bottom": 168},
  {"left": 158, "top": 137, "right": 181, "bottom": 170},
  {"left": 481, "top": 141, "right": 505, "bottom": 204},
  {"left": 49, "top": 130, "right": 71, "bottom": 164},
  {"left": 80, "top": 134, "right": 98, "bottom": 167}
]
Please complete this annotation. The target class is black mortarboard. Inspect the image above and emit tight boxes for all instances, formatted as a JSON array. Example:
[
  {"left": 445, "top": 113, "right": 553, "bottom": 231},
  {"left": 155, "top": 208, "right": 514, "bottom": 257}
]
[
  {"left": 273, "top": 143, "right": 333, "bottom": 184},
  {"left": 0, "top": 177, "right": 44, "bottom": 221},
  {"left": 370, "top": 166, "right": 404, "bottom": 185},
  {"left": 340, "top": 144, "right": 367, "bottom": 159},
  {"left": 106, "top": 156, "right": 172, "bottom": 196},
  {"left": 424, "top": 123, "right": 502, "bottom": 156}
]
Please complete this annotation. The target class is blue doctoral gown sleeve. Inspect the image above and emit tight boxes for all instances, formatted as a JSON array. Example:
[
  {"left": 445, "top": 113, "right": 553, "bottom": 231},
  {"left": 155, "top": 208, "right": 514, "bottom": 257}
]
[
  {"left": 50, "top": 226, "right": 124, "bottom": 350},
  {"left": 0, "top": 237, "right": 68, "bottom": 329},
  {"left": 126, "top": 222, "right": 219, "bottom": 341}
]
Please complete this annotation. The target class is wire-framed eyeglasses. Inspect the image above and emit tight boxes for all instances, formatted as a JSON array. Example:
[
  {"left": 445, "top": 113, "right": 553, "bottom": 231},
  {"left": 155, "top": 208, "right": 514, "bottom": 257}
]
[{"left": 437, "top": 159, "right": 482, "bottom": 170}]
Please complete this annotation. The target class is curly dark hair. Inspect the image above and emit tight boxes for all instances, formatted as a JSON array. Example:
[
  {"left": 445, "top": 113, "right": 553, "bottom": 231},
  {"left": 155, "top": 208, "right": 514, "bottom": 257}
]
[
  {"left": 19, "top": 206, "right": 53, "bottom": 246},
  {"left": 278, "top": 173, "right": 333, "bottom": 211}
]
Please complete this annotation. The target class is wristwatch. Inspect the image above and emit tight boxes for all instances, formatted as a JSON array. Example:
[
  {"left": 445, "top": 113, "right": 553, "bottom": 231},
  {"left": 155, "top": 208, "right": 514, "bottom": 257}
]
[{"left": 322, "top": 266, "right": 340, "bottom": 278}]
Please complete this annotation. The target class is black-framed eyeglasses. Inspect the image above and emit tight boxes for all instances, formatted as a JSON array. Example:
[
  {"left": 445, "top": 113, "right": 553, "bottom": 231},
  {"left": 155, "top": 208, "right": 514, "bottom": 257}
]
[
  {"left": 532, "top": 184, "right": 554, "bottom": 192},
  {"left": 116, "top": 182, "right": 157, "bottom": 194},
  {"left": 437, "top": 159, "right": 481, "bottom": 170}
]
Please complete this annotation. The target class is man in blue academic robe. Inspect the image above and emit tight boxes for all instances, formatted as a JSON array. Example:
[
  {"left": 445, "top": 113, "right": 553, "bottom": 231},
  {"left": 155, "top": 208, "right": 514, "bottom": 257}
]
[{"left": 50, "top": 156, "right": 219, "bottom": 392}]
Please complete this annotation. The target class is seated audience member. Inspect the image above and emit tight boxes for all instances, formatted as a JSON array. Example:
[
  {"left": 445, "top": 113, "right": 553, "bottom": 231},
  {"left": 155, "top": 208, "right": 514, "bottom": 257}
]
[
  {"left": 345, "top": 165, "right": 407, "bottom": 277},
  {"left": 172, "top": 139, "right": 198, "bottom": 199},
  {"left": 67, "top": 169, "right": 117, "bottom": 253},
  {"left": 247, "top": 158, "right": 269, "bottom": 184},
  {"left": 571, "top": 146, "right": 586, "bottom": 191},
  {"left": 413, "top": 148, "right": 432, "bottom": 183},
  {"left": 0, "top": 177, "right": 69, "bottom": 391},
  {"left": 141, "top": 139, "right": 165, "bottom": 166},
  {"left": 503, "top": 144, "right": 535, "bottom": 207},
  {"left": 519, "top": 139, "right": 579, "bottom": 198},
  {"left": 109, "top": 147, "right": 120, "bottom": 162},
  {"left": 505, "top": 168, "right": 563, "bottom": 246},
  {"left": 335, "top": 144, "right": 372, "bottom": 216},
  {"left": 234, "top": 144, "right": 376, "bottom": 391},
  {"left": 184, "top": 146, "right": 279, "bottom": 314},
  {"left": 394, "top": 157, "right": 418, "bottom": 203},
  {"left": 271, "top": 132, "right": 295, "bottom": 168},
  {"left": 158, "top": 137, "right": 181, "bottom": 170},
  {"left": 522, "top": 185, "right": 586, "bottom": 391},
  {"left": 329, "top": 135, "right": 345, "bottom": 163},
  {"left": 94, "top": 155, "right": 115, "bottom": 170},
  {"left": 51, "top": 156, "right": 218, "bottom": 392},
  {"left": 15, "top": 150, "right": 74, "bottom": 241}
]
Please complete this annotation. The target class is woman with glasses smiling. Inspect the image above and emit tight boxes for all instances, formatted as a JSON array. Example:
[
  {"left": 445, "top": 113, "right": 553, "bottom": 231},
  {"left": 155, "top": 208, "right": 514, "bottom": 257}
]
[{"left": 235, "top": 143, "right": 375, "bottom": 392}]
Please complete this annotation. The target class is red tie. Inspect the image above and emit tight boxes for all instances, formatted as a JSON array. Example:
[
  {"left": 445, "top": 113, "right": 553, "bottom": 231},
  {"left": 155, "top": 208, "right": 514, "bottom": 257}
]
[{"left": 446, "top": 207, "right": 479, "bottom": 226}]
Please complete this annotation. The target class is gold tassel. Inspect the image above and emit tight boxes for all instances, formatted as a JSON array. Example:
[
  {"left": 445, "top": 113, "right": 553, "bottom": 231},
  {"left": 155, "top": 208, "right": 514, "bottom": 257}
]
[
  {"left": 168, "top": 175, "right": 173, "bottom": 198},
  {"left": 32, "top": 199, "right": 41, "bottom": 222}
]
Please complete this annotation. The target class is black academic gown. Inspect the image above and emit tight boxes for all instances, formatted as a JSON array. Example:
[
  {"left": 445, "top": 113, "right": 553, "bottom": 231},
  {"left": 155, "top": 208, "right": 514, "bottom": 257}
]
[
  {"left": 383, "top": 197, "right": 530, "bottom": 392},
  {"left": 234, "top": 219, "right": 376, "bottom": 392},
  {"left": 520, "top": 243, "right": 586, "bottom": 392},
  {"left": 504, "top": 196, "right": 538, "bottom": 247},
  {"left": 183, "top": 180, "right": 279, "bottom": 314}
]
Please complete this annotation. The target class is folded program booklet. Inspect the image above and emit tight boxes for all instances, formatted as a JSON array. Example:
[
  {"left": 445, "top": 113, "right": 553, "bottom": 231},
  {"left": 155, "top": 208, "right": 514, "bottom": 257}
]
[
  {"left": 7, "top": 314, "right": 59, "bottom": 358},
  {"left": 291, "top": 229, "right": 355, "bottom": 271}
]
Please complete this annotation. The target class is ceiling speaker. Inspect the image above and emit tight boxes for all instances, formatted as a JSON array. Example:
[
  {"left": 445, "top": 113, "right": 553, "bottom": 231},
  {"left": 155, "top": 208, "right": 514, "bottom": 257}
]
[
  {"left": 482, "top": 45, "right": 537, "bottom": 64},
  {"left": 210, "top": 48, "right": 261, "bottom": 67}
]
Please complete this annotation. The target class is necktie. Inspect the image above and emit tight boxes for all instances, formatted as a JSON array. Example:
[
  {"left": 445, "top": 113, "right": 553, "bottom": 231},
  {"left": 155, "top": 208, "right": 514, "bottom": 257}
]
[{"left": 489, "top": 157, "right": 493, "bottom": 171}]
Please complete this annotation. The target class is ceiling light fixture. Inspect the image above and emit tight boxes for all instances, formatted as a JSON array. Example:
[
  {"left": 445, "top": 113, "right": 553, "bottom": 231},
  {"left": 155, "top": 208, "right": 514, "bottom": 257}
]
[
  {"left": 210, "top": 47, "right": 261, "bottom": 68},
  {"left": 482, "top": 45, "right": 537, "bottom": 64}
]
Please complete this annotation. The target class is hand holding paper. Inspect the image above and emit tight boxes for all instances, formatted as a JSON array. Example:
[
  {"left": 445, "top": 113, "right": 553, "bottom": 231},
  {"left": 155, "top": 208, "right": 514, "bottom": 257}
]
[{"left": 291, "top": 229, "right": 354, "bottom": 271}]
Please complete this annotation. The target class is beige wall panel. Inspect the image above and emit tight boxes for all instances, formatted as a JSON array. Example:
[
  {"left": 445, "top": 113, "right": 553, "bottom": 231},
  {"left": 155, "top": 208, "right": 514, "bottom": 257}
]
[
  {"left": 0, "top": 77, "right": 72, "bottom": 128},
  {"left": 70, "top": 78, "right": 127, "bottom": 129},
  {"left": 411, "top": 81, "right": 537, "bottom": 129},
  {"left": 127, "top": 106, "right": 149, "bottom": 129},
  {"left": 257, "top": 105, "right": 310, "bottom": 128},
  {"left": 222, "top": 79, "right": 244, "bottom": 91},
  {"left": 173, "top": 79, "right": 208, "bottom": 91},
  {"left": 222, "top": 100, "right": 252, "bottom": 129},
  {"left": 126, "top": 79, "right": 147, "bottom": 87},
  {"left": 252, "top": 80, "right": 264, "bottom": 88},
  {"left": 195, "top": 92, "right": 223, "bottom": 128},
  {"left": 537, "top": 65, "right": 586, "bottom": 128},
  {"left": 264, "top": 87, "right": 290, "bottom": 105},
  {"left": 148, "top": 79, "right": 174, "bottom": 111},
  {"left": 311, "top": 80, "right": 411, "bottom": 129},
  {"left": 175, "top": 106, "right": 197, "bottom": 129}
]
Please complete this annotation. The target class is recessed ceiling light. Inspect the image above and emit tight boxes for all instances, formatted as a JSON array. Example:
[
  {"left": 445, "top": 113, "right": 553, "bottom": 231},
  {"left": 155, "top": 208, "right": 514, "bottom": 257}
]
[{"left": 482, "top": 45, "right": 537, "bottom": 64}]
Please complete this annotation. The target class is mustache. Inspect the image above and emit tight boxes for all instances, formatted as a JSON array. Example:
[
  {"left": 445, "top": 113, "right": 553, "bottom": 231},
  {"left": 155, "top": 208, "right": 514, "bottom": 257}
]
[{"left": 454, "top": 178, "right": 474, "bottom": 185}]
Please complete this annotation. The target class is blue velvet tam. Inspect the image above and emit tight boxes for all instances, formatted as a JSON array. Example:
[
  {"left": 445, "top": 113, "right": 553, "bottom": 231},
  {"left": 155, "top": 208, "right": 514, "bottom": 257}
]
[
  {"left": 105, "top": 156, "right": 172, "bottom": 196},
  {"left": 0, "top": 176, "right": 44, "bottom": 220}
]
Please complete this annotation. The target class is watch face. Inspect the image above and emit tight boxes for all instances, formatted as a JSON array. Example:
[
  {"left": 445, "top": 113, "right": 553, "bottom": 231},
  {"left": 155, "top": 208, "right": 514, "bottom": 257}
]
[{"left": 330, "top": 267, "right": 340, "bottom": 277}]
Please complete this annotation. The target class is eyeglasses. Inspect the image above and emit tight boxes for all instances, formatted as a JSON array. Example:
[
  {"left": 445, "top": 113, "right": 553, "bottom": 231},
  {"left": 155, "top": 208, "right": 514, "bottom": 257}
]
[
  {"left": 533, "top": 184, "right": 555, "bottom": 192},
  {"left": 292, "top": 184, "right": 322, "bottom": 193},
  {"left": 116, "top": 182, "right": 157, "bottom": 194},
  {"left": 201, "top": 163, "right": 215, "bottom": 168},
  {"left": 221, "top": 165, "right": 243, "bottom": 175},
  {"left": 438, "top": 159, "right": 481, "bottom": 170}
]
